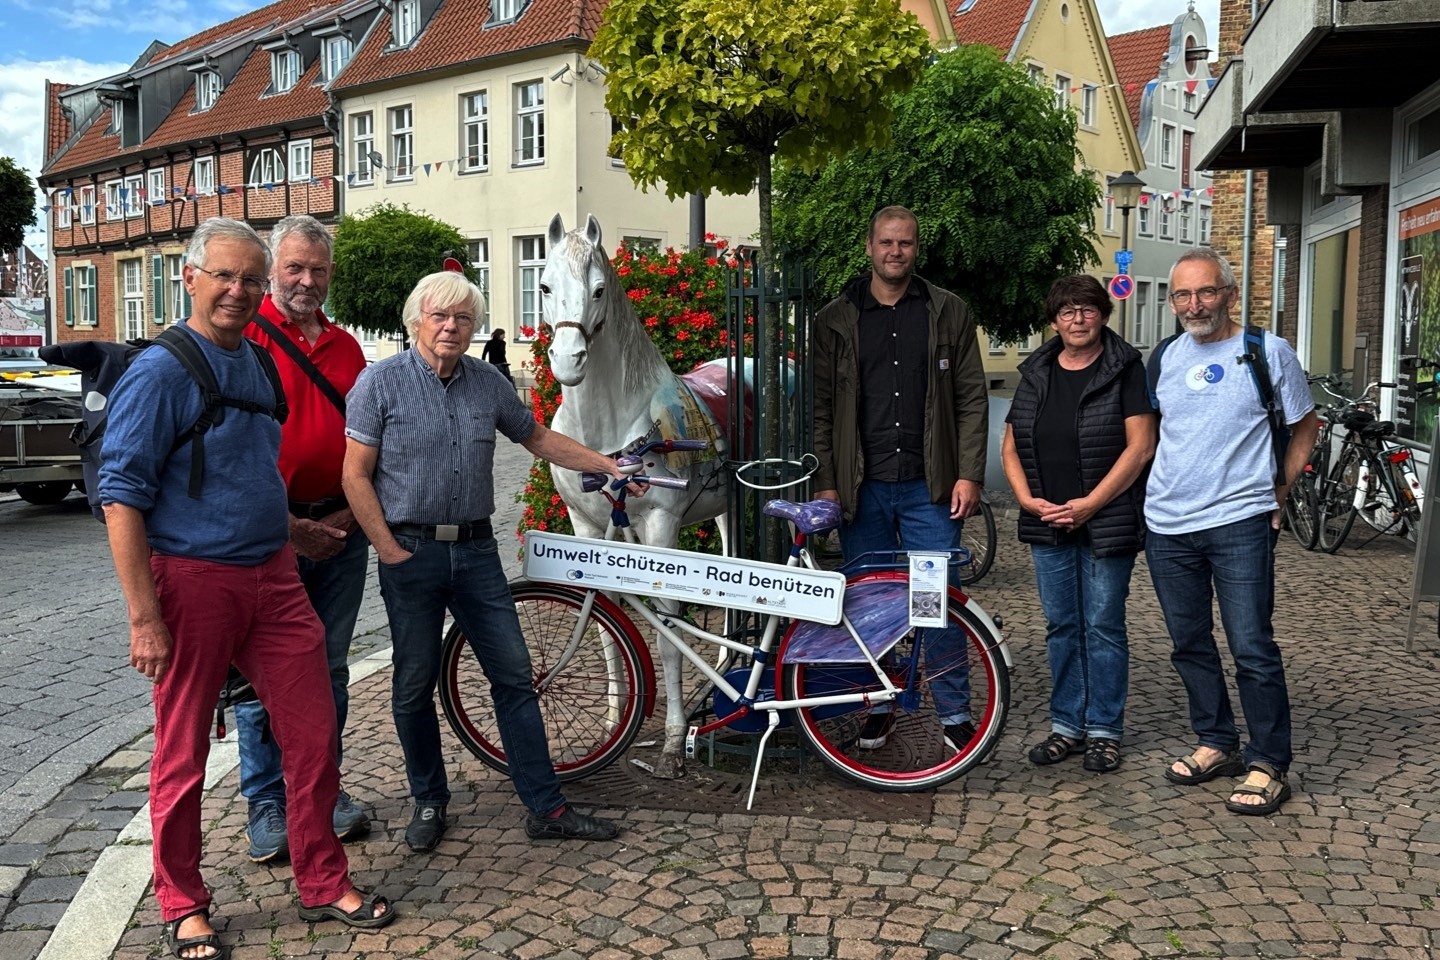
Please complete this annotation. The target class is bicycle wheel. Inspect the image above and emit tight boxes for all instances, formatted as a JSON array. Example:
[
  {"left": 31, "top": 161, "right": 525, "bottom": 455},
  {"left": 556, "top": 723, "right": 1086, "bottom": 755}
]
[
  {"left": 1283, "top": 469, "right": 1318, "bottom": 550},
  {"left": 439, "top": 581, "right": 653, "bottom": 782},
  {"left": 958, "top": 499, "right": 997, "bottom": 586},
  {"left": 1317, "top": 446, "right": 1359, "bottom": 553},
  {"left": 779, "top": 571, "right": 1010, "bottom": 792},
  {"left": 1353, "top": 452, "right": 1404, "bottom": 535}
]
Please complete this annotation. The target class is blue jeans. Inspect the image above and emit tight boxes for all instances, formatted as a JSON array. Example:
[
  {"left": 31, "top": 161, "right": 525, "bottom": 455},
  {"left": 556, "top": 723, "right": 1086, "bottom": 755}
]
[
  {"left": 1030, "top": 541, "right": 1134, "bottom": 741},
  {"left": 377, "top": 532, "right": 565, "bottom": 815},
  {"left": 838, "top": 478, "right": 971, "bottom": 725},
  {"left": 1147, "top": 513, "right": 1292, "bottom": 773},
  {"left": 236, "top": 529, "right": 368, "bottom": 813}
]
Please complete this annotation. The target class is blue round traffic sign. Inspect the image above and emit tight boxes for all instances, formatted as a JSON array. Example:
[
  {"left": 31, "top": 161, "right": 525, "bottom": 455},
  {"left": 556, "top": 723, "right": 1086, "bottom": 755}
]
[{"left": 1108, "top": 274, "right": 1134, "bottom": 301}]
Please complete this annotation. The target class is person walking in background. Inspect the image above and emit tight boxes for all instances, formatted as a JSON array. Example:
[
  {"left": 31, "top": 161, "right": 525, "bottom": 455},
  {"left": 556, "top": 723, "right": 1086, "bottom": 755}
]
[
  {"left": 482, "top": 328, "right": 513, "bottom": 385},
  {"left": 235, "top": 214, "right": 371, "bottom": 863},
  {"left": 812, "top": 204, "right": 989, "bottom": 752},
  {"left": 1001, "top": 276, "right": 1155, "bottom": 774},
  {"left": 1147, "top": 249, "right": 1318, "bottom": 816}
]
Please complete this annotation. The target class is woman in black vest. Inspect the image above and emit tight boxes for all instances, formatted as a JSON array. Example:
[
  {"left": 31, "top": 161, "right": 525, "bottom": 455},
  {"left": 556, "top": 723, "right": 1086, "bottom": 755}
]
[{"left": 1000, "top": 275, "right": 1157, "bottom": 773}]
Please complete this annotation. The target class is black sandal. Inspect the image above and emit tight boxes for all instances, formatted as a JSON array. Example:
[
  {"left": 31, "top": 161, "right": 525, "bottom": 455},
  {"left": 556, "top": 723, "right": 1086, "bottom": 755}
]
[
  {"left": 163, "top": 908, "right": 225, "bottom": 960},
  {"left": 1082, "top": 738, "right": 1122, "bottom": 773},
  {"left": 298, "top": 890, "right": 396, "bottom": 929},
  {"left": 1027, "top": 732, "right": 1085, "bottom": 766}
]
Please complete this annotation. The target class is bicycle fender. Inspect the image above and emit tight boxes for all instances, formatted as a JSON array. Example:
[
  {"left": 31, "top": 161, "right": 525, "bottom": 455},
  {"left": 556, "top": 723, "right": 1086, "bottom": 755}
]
[{"left": 949, "top": 586, "right": 1012, "bottom": 669}]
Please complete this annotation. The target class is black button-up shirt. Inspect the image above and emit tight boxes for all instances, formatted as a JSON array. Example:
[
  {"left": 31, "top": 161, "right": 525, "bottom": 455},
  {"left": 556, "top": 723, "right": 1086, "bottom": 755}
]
[{"left": 857, "top": 280, "right": 930, "bottom": 482}]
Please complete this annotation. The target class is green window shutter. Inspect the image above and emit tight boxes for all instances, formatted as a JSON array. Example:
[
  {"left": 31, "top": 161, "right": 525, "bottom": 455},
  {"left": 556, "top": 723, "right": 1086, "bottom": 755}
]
[
  {"left": 87, "top": 267, "right": 98, "bottom": 326},
  {"left": 63, "top": 267, "right": 74, "bottom": 326},
  {"left": 152, "top": 255, "right": 165, "bottom": 324},
  {"left": 182, "top": 280, "right": 192, "bottom": 319}
]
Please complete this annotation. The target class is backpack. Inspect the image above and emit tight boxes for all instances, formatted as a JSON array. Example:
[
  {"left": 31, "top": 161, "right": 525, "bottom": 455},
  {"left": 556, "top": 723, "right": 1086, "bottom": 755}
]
[
  {"left": 39, "top": 325, "right": 288, "bottom": 522},
  {"left": 1145, "top": 323, "right": 1291, "bottom": 485}
]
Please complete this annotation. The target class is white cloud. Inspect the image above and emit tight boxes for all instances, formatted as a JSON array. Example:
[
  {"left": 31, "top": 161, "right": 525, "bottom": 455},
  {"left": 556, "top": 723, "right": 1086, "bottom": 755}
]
[
  {"left": 1097, "top": 0, "right": 1222, "bottom": 37},
  {"left": 0, "top": 57, "right": 129, "bottom": 258}
]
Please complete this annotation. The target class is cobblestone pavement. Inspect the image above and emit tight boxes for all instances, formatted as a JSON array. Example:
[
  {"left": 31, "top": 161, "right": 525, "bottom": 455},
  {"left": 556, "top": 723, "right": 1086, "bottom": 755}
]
[{"left": 9, "top": 470, "right": 1440, "bottom": 957}]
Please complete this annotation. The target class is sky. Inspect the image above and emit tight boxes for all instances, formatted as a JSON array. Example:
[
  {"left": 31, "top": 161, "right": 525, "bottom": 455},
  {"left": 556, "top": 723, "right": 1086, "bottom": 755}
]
[{"left": 0, "top": 0, "right": 1220, "bottom": 258}]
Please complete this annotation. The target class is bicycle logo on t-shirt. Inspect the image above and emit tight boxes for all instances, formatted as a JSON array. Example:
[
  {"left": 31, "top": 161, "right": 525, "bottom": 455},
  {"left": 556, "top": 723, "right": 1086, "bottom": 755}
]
[{"left": 1186, "top": 363, "right": 1226, "bottom": 391}]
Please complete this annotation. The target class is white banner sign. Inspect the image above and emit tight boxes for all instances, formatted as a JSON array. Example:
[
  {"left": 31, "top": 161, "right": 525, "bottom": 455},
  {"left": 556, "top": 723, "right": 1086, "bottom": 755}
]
[
  {"left": 907, "top": 552, "right": 948, "bottom": 628},
  {"left": 523, "top": 531, "right": 846, "bottom": 625}
]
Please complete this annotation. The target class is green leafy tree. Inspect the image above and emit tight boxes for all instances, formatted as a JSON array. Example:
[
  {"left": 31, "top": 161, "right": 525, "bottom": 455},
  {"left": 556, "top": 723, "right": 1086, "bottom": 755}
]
[
  {"left": 330, "top": 202, "right": 472, "bottom": 338},
  {"left": 774, "top": 44, "right": 1103, "bottom": 345},
  {"left": 592, "top": 0, "right": 932, "bottom": 460},
  {"left": 0, "top": 157, "right": 37, "bottom": 253}
]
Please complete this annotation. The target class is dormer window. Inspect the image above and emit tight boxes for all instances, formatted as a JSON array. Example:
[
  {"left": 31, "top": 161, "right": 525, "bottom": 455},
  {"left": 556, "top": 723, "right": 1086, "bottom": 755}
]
[
  {"left": 323, "top": 36, "right": 352, "bottom": 81},
  {"left": 196, "top": 71, "right": 221, "bottom": 111},
  {"left": 489, "top": 0, "right": 525, "bottom": 23},
  {"left": 109, "top": 101, "right": 125, "bottom": 135},
  {"left": 271, "top": 50, "right": 301, "bottom": 94},
  {"left": 394, "top": 0, "right": 420, "bottom": 45}
]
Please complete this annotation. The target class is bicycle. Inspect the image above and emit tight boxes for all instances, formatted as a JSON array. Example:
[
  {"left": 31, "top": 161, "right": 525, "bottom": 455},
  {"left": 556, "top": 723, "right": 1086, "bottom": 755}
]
[
  {"left": 1281, "top": 373, "right": 1341, "bottom": 551},
  {"left": 959, "top": 491, "right": 997, "bottom": 586},
  {"left": 1314, "top": 377, "right": 1427, "bottom": 553},
  {"left": 438, "top": 438, "right": 1013, "bottom": 806}
]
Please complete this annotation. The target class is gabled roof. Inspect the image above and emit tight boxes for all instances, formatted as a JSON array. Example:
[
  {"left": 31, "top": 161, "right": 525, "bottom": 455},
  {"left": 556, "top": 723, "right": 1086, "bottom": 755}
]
[
  {"left": 950, "top": 0, "right": 1037, "bottom": 57},
  {"left": 334, "top": 0, "right": 601, "bottom": 91},
  {"left": 149, "top": 0, "right": 335, "bottom": 65},
  {"left": 1107, "top": 24, "right": 1171, "bottom": 129}
]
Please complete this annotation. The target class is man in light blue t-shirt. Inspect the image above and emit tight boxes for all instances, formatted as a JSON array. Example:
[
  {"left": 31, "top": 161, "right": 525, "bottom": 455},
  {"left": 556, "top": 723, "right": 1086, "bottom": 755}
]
[{"left": 1146, "top": 249, "right": 1319, "bottom": 818}]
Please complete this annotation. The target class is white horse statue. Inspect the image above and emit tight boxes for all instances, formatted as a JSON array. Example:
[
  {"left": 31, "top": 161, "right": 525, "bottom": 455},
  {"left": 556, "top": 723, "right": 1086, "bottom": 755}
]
[{"left": 541, "top": 212, "right": 734, "bottom": 779}]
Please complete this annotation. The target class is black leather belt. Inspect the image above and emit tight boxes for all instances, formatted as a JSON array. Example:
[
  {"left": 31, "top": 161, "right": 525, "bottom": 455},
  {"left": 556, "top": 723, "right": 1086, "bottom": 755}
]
[
  {"left": 289, "top": 496, "right": 347, "bottom": 520},
  {"left": 388, "top": 518, "right": 493, "bottom": 543}
]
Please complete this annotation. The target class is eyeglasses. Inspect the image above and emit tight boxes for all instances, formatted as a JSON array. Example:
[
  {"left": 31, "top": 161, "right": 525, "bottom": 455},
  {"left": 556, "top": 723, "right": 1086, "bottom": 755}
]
[
  {"left": 1168, "top": 285, "right": 1230, "bottom": 307},
  {"left": 424, "top": 310, "right": 477, "bottom": 328},
  {"left": 193, "top": 265, "right": 270, "bottom": 295},
  {"left": 1057, "top": 305, "right": 1101, "bottom": 321}
]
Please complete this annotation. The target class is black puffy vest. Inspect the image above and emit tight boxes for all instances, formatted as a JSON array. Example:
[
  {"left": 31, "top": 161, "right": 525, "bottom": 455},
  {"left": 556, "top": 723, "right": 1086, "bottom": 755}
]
[{"left": 1009, "top": 328, "right": 1146, "bottom": 556}]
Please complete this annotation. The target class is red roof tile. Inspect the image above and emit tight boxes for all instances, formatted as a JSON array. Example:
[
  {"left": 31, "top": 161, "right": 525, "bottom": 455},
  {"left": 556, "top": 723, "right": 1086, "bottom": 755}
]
[
  {"left": 950, "top": 0, "right": 1035, "bottom": 56},
  {"left": 150, "top": 0, "right": 339, "bottom": 64},
  {"left": 1107, "top": 24, "right": 1171, "bottom": 130},
  {"left": 336, "top": 0, "right": 600, "bottom": 90},
  {"left": 45, "top": 82, "right": 74, "bottom": 161}
]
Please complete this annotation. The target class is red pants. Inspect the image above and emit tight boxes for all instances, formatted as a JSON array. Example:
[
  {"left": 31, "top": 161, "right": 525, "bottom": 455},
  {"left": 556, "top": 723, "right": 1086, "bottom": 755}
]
[{"left": 149, "top": 547, "right": 350, "bottom": 921}]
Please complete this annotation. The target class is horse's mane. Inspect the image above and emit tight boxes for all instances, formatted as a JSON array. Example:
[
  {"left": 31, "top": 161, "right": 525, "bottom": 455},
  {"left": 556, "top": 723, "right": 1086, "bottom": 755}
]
[{"left": 561, "top": 231, "right": 672, "bottom": 396}]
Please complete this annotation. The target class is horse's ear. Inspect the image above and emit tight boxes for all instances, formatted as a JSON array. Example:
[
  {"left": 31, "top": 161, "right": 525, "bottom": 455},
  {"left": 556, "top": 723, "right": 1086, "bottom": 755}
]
[
  {"left": 585, "top": 214, "right": 602, "bottom": 248},
  {"left": 547, "top": 213, "right": 566, "bottom": 247}
]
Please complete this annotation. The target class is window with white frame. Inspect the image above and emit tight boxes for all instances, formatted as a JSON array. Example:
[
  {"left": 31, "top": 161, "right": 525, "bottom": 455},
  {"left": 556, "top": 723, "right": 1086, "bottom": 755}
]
[
  {"left": 467, "top": 238, "right": 490, "bottom": 326},
  {"left": 1179, "top": 199, "right": 1194, "bottom": 242},
  {"left": 193, "top": 156, "right": 215, "bottom": 195},
  {"left": 1133, "top": 281, "right": 1150, "bottom": 346},
  {"left": 288, "top": 140, "right": 312, "bottom": 181},
  {"left": 55, "top": 190, "right": 71, "bottom": 229},
  {"left": 394, "top": 0, "right": 420, "bottom": 45},
  {"left": 76, "top": 264, "right": 95, "bottom": 325},
  {"left": 167, "top": 254, "right": 188, "bottom": 319},
  {"left": 460, "top": 92, "right": 489, "bottom": 172},
  {"left": 249, "top": 148, "right": 285, "bottom": 185},
  {"left": 1159, "top": 199, "right": 1174, "bottom": 239},
  {"left": 517, "top": 235, "right": 545, "bottom": 336},
  {"left": 1027, "top": 63, "right": 1044, "bottom": 86},
  {"left": 1161, "top": 123, "right": 1176, "bottom": 167},
  {"left": 195, "top": 71, "right": 221, "bottom": 111},
  {"left": 1183, "top": 89, "right": 1198, "bottom": 113},
  {"left": 79, "top": 185, "right": 96, "bottom": 224},
  {"left": 271, "top": 50, "right": 301, "bottom": 94},
  {"left": 124, "top": 174, "right": 143, "bottom": 217},
  {"left": 515, "top": 81, "right": 545, "bottom": 165},
  {"left": 147, "top": 168, "right": 165, "bottom": 208},
  {"left": 1155, "top": 282, "right": 1170, "bottom": 344},
  {"left": 1103, "top": 196, "right": 1115, "bottom": 233},
  {"left": 109, "top": 101, "right": 124, "bottom": 136},
  {"left": 1081, "top": 85, "right": 1097, "bottom": 127},
  {"left": 490, "top": 0, "right": 520, "bottom": 21},
  {"left": 1137, "top": 196, "right": 1153, "bottom": 235},
  {"left": 389, "top": 105, "right": 413, "bottom": 179},
  {"left": 352, "top": 112, "right": 374, "bottom": 183},
  {"left": 1199, "top": 203, "right": 1212, "bottom": 244},
  {"left": 322, "top": 36, "right": 352, "bottom": 81},
  {"left": 105, "top": 180, "right": 122, "bottom": 220},
  {"left": 1406, "top": 104, "right": 1440, "bottom": 167},
  {"left": 1054, "top": 74, "right": 1071, "bottom": 110},
  {"left": 609, "top": 114, "right": 627, "bottom": 165},
  {"left": 122, "top": 259, "right": 145, "bottom": 340}
]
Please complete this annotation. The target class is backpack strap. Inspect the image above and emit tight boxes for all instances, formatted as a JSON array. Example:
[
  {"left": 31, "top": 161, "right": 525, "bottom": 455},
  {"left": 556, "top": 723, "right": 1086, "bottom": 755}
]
[
  {"left": 1239, "top": 324, "right": 1290, "bottom": 485},
  {"left": 1145, "top": 333, "right": 1180, "bottom": 412},
  {"left": 244, "top": 340, "right": 290, "bottom": 426},
  {"left": 249, "top": 313, "right": 344, "bottom": 416}
]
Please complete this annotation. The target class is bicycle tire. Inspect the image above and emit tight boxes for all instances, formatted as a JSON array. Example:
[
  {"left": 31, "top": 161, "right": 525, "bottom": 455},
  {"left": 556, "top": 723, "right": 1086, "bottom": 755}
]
[
  {"left": 958, "top": 499, "right": 997, "bottom": 586},
  {"left": 439, "top": 581, "right": 653, "bottom": 782},
  {"left": 1283, "top": 469, "right": 1318, "bottom": 550},
  {"left": 1317, "top": 446, "right": 1360, "bottom": 553},
  {"left": 778, "top": 571, "right": 1010, "bottom": 792}
]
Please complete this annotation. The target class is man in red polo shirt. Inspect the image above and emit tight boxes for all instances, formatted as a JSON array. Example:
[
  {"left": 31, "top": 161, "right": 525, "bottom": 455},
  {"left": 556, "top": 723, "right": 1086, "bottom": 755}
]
[{"left": 236, "top": 214, "right": 371, "bottom": 862}]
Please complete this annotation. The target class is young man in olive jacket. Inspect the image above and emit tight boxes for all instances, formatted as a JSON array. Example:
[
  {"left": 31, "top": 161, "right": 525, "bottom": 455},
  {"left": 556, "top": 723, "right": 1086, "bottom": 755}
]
[{"left": 812, "top": 205, "right": 989, "bottom": 752}]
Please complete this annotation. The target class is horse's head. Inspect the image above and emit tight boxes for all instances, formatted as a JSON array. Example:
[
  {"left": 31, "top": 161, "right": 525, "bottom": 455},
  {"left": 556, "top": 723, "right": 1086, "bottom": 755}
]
[{"left": 541, "top": 213, "right": 611, "bottom": 386}]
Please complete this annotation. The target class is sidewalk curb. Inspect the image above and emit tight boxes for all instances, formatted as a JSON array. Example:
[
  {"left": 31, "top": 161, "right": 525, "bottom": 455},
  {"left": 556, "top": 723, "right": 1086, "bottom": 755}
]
[{"left": 36, "top": 646, "right": 394, "bottom": 960}]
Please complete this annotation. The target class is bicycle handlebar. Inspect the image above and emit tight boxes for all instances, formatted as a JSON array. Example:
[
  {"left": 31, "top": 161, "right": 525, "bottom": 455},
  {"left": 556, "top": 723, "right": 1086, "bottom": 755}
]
[{"left": 579, "top": 471, "right": 689, "bottom": 493}]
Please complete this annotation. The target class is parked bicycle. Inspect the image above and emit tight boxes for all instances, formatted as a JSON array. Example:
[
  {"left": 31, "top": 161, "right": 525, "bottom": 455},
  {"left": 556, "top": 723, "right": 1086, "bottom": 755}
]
[
  {"left": 1314, "top": 375, "right": 1429, "bottom": 553},
  {"left": 438, "top": 438, "right": 1013, "bottom": 805}
]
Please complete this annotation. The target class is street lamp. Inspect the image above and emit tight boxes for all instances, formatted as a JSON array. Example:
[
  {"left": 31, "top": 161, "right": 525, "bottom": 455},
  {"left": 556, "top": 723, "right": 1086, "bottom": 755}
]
[{"left": 1108, "top": 170, "right": 1146, "bottom": 341}]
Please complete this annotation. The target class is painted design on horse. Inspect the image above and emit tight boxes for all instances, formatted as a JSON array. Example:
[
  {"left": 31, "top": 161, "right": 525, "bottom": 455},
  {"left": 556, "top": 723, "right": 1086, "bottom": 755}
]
[{"left": 540, "top": 212, "right": 733, "bottom": 778}]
